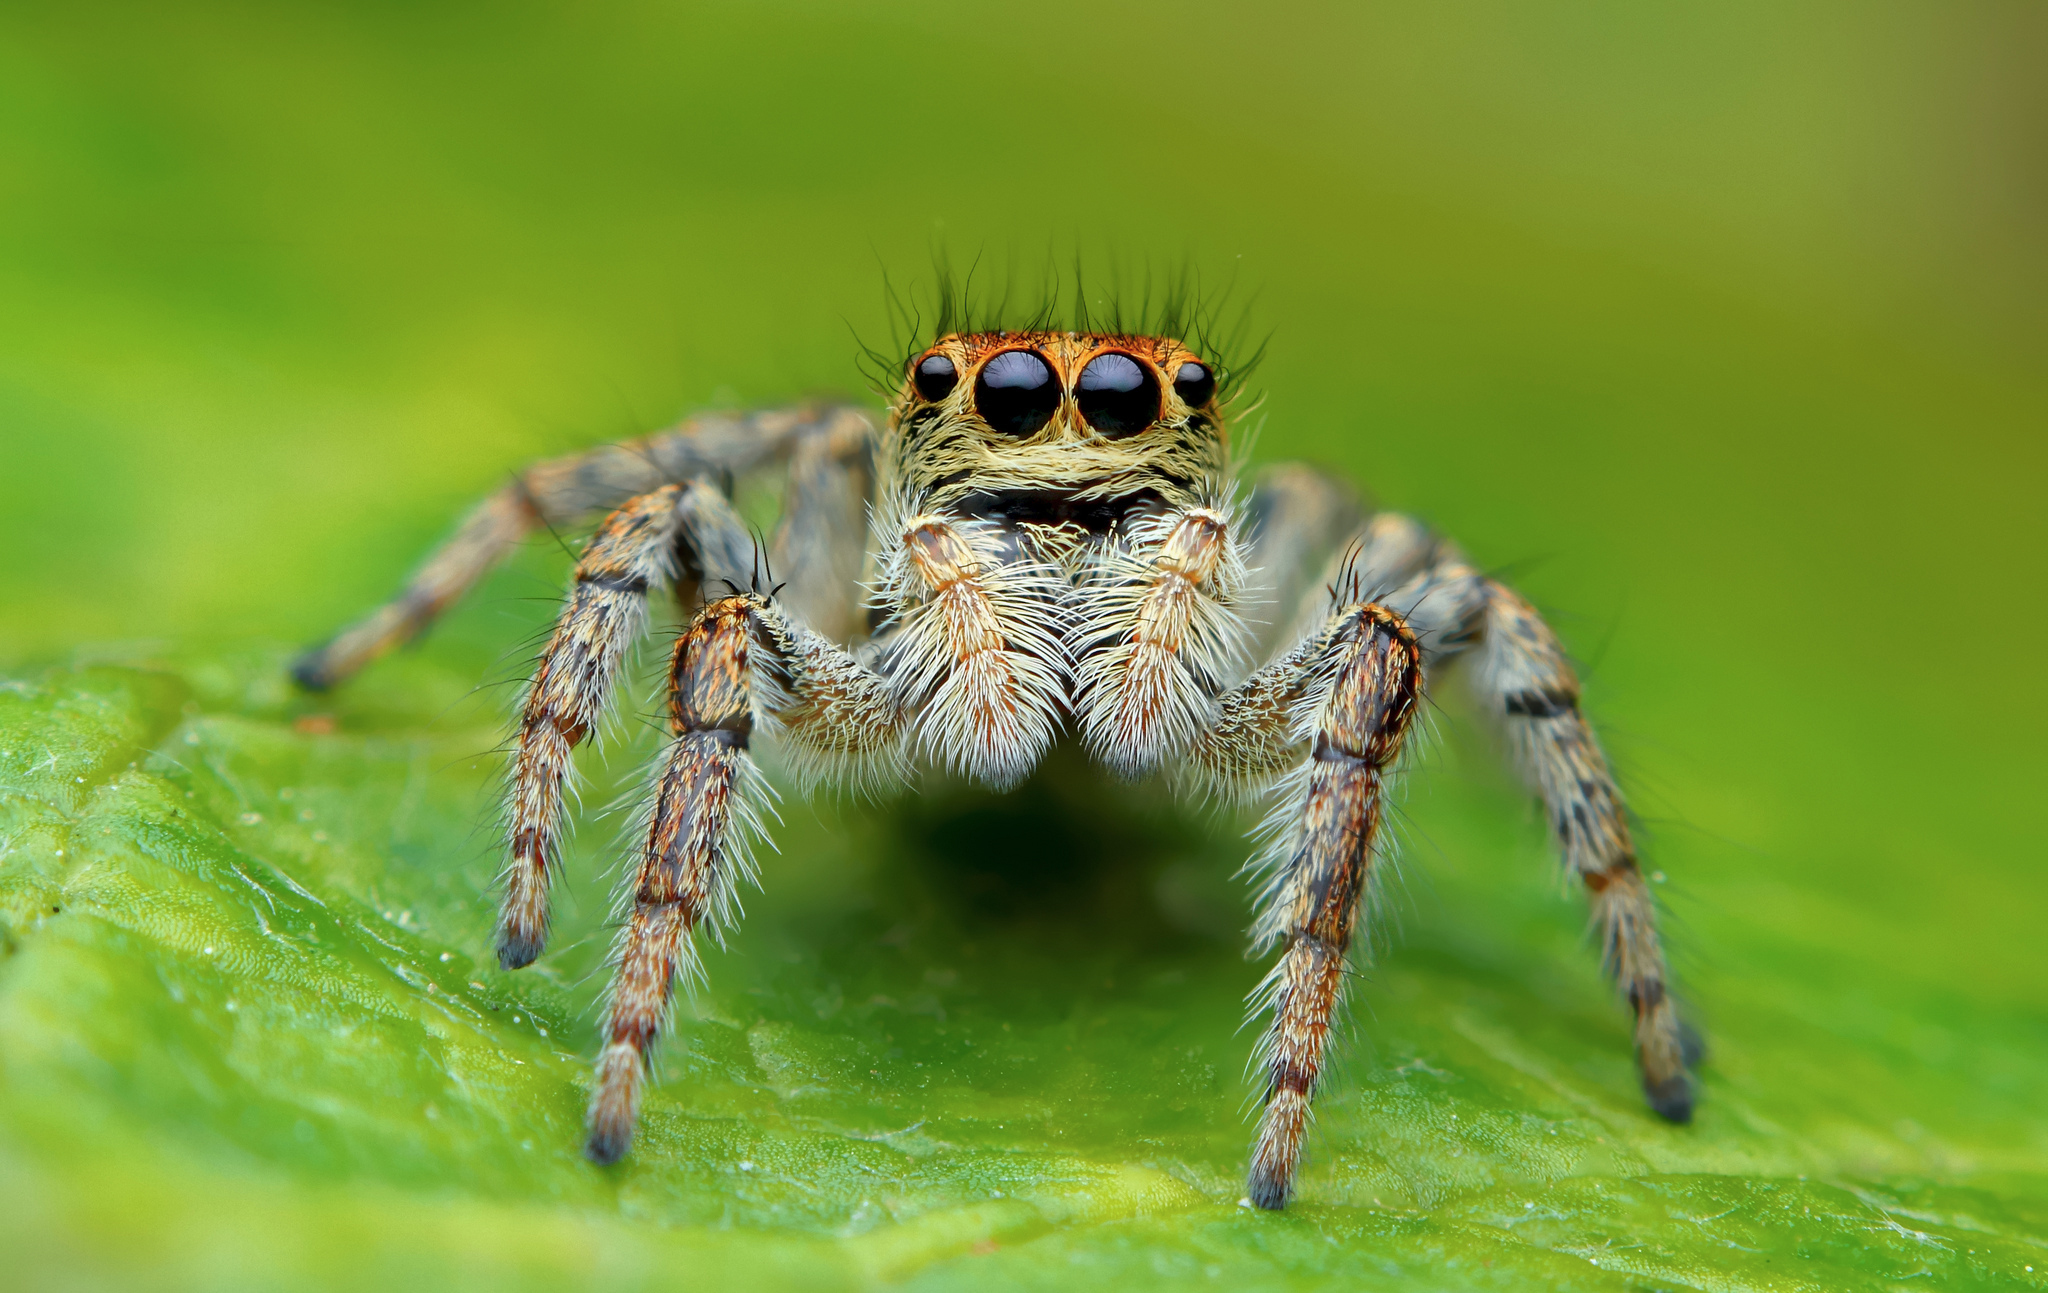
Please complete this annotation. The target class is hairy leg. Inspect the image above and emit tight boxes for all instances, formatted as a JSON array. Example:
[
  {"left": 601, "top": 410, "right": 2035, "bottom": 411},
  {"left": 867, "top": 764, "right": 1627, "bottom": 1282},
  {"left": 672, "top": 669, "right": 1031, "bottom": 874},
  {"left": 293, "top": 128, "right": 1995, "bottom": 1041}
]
[
  {"left": 768, "top": 413, "right": 872, "bottom": 642},
  {"left": 498, "top": 486, "right": 687, "bottom": 969},
  {"left": 587, "top": 591, "right": 905, "bottom": 1162},
  {"left": 292, "top": 403, "right": 874, "bottom": 689},
  {"left": 497, "top": 478, "right": 764, "bottom": 970},
  {"left": 1185, "top": 504, "right": 1482, "bottom": 797},
  {"left": 586, "top": 598, "right": 766, "bottom": 1163},
  {"left": 1192, "top": 474, "right": 1691, "bottom": 1203},
  {"left": 1471, "top": 581, "right": 1692, "bottom": 1118},
  {"left": 1073, "top": 505, "right": 1248, "bottom": 777},
  {"left": 1242, "top": 602, "right": 1423, "bottom": 1209}
]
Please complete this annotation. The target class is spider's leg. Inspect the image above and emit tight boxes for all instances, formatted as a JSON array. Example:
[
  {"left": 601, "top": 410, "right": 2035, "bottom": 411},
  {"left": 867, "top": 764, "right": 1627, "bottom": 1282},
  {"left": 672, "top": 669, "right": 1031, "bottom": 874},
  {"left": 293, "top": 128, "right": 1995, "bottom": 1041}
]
[
  {"left": 767, "top": 413, "right": 871, "bottom": 642},
  {"left": 496, "top": 486, "right": 688, "bottom": 969},
  {"left": 1073, "top": 505, "right": 1248, "bottom": 777},
  {"left": 1185, "top": 500, "right": 1484, "bottom": 797},
  {"left": 1214, "top": 484, "right": 1694, "bottom": 1144},
  {"left": 587, "top": 590, "right": 905, "bottom": 1162},
  {"left": 1238, "top": 464, "right": 1363, "bottom": 662},
  {"left": 1238, "top": 601, "right": 1423, "bottom": 1210},
  {"left": 1472, "top": 580, "right": 1693, "bottom": 1120},
  {"left": 586, "top": 597, "right": 764, "bottom": 1164},
  {"left": 291, "top": 404, "right": 875, "bottom": 689}
]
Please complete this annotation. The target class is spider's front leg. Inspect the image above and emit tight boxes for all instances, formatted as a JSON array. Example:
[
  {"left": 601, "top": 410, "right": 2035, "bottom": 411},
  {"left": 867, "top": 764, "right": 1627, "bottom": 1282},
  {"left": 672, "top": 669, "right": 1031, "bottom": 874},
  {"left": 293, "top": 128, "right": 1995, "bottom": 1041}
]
[
  {"left": 498, "top": 475, "right": 763, "bottom": 968},
  {"left": 1201, "top": 601, "right": 1424, "bottom": 1210},
  {"left": 587, "top": 592, "right": 904, "bottom": 1163}
]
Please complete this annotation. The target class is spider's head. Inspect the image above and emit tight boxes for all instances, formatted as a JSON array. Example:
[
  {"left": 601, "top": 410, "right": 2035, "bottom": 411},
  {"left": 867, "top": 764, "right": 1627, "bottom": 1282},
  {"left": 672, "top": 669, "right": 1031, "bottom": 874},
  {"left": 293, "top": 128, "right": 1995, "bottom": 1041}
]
[{"left": 886, "top": 331, "right": 1229, "bottom": 527}]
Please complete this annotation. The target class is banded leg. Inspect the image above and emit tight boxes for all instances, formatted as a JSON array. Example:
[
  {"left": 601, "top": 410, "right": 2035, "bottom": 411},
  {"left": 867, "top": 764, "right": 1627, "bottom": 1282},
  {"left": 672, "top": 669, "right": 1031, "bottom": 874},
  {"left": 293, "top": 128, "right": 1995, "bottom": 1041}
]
[
  {"left": 587, "top": 593, "right": 905, "bottom": 1162},
  {"left": 1186, "top": 506, "right": 1482, "bottom": 797},
  {"left": 1074, "top": 506, "right": 1248, "bottom": 778},
  {"left": 1472, "top": 582, "right": 1692, "bottom": 1118},
  {"left": 498, "top": 486, "right": 687, "bottom": 969},
  {"left": 291, "top": 403, "right": 874, "bottom": 689},
  {"left": 587, "top": 599, "right": 763, "bottom": 1163},
  {"left": 1244, "top": 602, "right": 1423, "bottom": 1210},
  {"left": 497, "top": 477, "right": 762, "bottom": 969}
]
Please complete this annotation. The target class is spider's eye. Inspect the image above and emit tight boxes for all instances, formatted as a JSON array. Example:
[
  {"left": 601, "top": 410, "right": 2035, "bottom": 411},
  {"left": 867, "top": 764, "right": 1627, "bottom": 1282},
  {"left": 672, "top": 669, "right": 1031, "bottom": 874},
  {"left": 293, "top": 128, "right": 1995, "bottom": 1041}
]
[
  {"left": 913, "top": 353, "right": 958, "bottom": 402},
  {"left": 974, "top": 349, "right": 1060, "bottom": 437},
  {"left": 1172, "top": 360, "right": 1216, "bottom": 409},
  {"left": 1076, "top": 353, "right": 1160, "bottom": 438}
]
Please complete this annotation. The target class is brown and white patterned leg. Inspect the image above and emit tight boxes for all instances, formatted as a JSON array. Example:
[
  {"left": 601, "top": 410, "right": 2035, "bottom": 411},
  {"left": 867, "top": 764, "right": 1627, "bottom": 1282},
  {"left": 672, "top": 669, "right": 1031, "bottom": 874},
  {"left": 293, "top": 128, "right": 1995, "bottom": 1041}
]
[
  {"left": 291, "top": 403, "right": 873, "bottom": 689},
  {"left": 1471, "top": 581, "right": 1693, "bottom": 1119},
  {"left": 586, "top": 593, "right": 905, "bottom": 1163},
  {"left": 496, "top": 486, "right": 690, "bottom": 970},
  {"left": 586, "top": 598, "right": 764, "bottom": 1164},
  {"left": 1242, "top": 602, "right": 1423, "bottom": 1210},
  {"left": 497, "top": 473, "right": 810, "bottom": 971}
]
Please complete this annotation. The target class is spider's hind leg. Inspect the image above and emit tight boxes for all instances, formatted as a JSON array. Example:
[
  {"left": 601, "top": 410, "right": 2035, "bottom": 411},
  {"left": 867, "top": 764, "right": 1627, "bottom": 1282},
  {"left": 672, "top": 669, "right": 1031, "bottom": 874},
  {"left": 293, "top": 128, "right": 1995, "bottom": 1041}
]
[
  {"left": 291, "top": 404, "right": 873, "bottom": 689},
  {"left": 1472, "top": 582, "right": 1694, "bottom": 1120}
]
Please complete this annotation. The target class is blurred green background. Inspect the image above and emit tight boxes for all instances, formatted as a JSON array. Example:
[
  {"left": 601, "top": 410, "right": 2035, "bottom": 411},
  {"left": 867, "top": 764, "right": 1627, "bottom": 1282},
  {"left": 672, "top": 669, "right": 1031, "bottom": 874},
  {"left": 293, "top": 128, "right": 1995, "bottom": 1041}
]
[{"left": 2, "top": 1, "right": 2044, "bottom": 1289}]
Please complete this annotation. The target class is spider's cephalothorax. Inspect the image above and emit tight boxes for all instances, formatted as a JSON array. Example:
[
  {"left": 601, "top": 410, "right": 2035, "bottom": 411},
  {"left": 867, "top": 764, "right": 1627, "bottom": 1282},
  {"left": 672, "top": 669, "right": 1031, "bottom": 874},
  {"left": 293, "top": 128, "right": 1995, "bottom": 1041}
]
[
  {"left": 293, "top": 329, "right": 1696, "bottom": 1210},
  {"left": 867, "top": 331, "right": 1243, "bottom": 791}
]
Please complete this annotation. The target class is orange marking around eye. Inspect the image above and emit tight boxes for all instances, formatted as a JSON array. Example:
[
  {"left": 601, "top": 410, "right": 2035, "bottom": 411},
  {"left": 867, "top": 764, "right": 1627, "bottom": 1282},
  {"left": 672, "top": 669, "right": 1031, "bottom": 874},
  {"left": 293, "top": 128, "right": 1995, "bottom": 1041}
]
[{"left": 908, "top": 331, "right": 1215, "bottom": 408}]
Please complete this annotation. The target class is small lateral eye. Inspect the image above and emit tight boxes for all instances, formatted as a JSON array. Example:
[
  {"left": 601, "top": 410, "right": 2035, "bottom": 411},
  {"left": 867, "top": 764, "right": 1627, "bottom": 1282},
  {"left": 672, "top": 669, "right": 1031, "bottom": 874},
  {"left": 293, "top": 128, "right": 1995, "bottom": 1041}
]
[
  {"left": 1076, "top": 352, "right": 1160, "bottom": 438},
  {"left": 1173, "top": 360, "right": 1216, "bottom": 409},
  {"left": 913, "top": 353, "right": 958, "bottom": 402},
  {"left": 974, "top": 349, "right": 1060, "bottom": 436}
]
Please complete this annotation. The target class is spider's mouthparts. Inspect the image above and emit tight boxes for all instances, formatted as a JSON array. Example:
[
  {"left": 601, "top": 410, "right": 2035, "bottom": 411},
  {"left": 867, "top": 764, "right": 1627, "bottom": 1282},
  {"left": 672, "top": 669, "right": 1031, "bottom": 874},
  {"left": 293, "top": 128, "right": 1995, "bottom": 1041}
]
[{"left": 953, "top": 485, "right": 1168, "bottom": 534}]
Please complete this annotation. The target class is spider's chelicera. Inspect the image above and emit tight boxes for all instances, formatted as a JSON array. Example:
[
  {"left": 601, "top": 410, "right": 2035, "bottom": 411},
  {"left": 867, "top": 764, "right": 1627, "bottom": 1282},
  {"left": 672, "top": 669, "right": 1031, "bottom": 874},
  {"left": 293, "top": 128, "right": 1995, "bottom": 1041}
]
[{"left": 293, "top": 328, "right": 1695, "bottom": 1209}]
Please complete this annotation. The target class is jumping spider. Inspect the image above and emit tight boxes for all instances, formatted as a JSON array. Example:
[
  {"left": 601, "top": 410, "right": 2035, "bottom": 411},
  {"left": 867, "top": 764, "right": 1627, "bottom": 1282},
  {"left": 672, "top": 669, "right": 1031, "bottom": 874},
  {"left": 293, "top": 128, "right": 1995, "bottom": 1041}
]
[{"left": 294, "top": 327, "right": 1694, "bottom": 1209}]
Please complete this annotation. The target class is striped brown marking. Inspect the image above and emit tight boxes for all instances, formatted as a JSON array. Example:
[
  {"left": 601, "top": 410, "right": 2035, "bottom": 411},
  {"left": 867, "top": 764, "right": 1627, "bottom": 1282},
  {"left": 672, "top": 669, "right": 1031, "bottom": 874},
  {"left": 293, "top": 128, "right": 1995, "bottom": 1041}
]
[
  {"left": 498, "top": 487, "right": 685, "bottom": 970},
  {"left": 1479, "top": 580, "right": 1694, "bottom": 1123},
  {"left": 587, "top": 597, "right": 756, "bottom": 1165},
  {"left": 1247, "top": 603, "right": 1421, "bottom": 1211},
  {"left": 1592, "top": 860, "right": 1692, "bottom": 1122}
]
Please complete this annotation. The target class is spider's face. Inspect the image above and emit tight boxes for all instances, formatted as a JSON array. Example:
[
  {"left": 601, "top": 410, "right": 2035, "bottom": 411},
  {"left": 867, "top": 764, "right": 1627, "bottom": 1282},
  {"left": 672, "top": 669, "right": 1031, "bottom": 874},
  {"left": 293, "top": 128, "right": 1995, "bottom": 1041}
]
[{"left": 886, "top": 331, "right": 1227, "bottom": 531}]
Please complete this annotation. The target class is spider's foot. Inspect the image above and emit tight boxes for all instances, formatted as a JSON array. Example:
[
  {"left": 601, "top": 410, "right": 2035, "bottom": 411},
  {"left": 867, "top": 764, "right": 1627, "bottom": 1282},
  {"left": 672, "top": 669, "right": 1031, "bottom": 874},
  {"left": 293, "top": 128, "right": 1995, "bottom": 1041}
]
[
  {"left": 585, "top": 1043, "right": 640, "bottom": 1165},
  {"left": 1245, "top": 1170, "right": 1292, "bottom": 1212},
  {"left": 585, "top": 1127, "right": 630, "bottom": 1166},
  {"left": 495, "top": 929, "right": 545, "bottom": 971},
  {"left": 289, "top": 647, "right": 338, "bottom": 693},
  {"left": 1644, "top": 1071, "right": 1694, "bottom": 1123}
]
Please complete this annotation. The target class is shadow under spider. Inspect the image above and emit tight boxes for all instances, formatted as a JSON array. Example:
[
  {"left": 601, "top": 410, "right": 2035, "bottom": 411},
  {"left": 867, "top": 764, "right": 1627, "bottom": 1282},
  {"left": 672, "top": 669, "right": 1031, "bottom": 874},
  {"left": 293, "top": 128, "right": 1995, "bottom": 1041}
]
[{"left": 863, "top": 743, "right": 1246, "bottom": 953}]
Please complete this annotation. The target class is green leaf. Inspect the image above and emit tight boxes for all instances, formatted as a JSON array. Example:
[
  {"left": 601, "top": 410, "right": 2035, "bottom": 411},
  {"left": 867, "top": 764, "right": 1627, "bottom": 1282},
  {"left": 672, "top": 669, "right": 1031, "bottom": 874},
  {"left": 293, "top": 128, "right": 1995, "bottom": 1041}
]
[{"left": 3, "top": 654, "right": 2042, "bottom": 1291}]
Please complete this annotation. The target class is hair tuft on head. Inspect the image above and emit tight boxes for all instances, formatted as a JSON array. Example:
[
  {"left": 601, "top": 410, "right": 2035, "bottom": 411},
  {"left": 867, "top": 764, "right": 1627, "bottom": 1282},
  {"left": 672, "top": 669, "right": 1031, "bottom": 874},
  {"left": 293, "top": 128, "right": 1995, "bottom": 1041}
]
[{"left": 855, "top": 246, "right": 1265, "bottom": 405}]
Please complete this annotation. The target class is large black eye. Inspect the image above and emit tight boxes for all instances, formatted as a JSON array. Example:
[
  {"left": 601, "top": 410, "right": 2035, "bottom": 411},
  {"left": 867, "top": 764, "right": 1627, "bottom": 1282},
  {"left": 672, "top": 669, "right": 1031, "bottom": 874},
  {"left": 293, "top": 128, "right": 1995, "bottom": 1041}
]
[
  {"left": 1173, "top": 360, "right": 1216, "bottom": 409},
  {"left": 973, "top": 349, "right": 1060, "bottom": 437},
  {"left": 913, "top": 352, "right": 958, "bottom": 402},
  {"left": 1076, "top": 353, "right": 1160, "bottom": 438}
]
